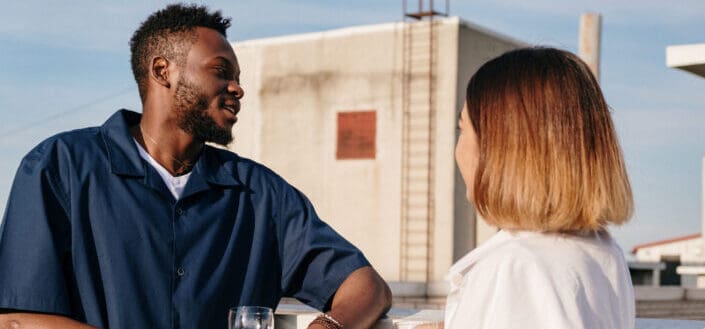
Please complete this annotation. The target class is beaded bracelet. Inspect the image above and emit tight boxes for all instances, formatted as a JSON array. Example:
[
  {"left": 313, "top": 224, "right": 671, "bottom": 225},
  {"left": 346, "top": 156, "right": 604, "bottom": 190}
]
[{"left": 308, "top": 313, "right": 343, "bottom": 329}]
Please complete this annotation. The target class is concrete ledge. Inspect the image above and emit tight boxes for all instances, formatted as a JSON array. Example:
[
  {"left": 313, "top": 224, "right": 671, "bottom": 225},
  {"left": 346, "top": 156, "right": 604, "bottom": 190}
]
[
  {"left": 426, "top": 281, "right": 449, "bottom": 297},
  {"left": 635, "top": 318, "right": 705, "bottom": 329},
  {"left": 685, "top": 288, "right": 705, "bottom": 300},
  {"left": 275, "top": 304, "right": 705, "bottom": 329},
  {"left": 678, "top": 266, "right": 705, "bottom": 275},
  {"left": 388, "top": 281, "right": 449, "bottom": 298},
  {"left": 391, "top": 283, "right": 705, "bottom": 302},
  {"left": 666, "top": 43, "right": 705, "bottom": 78},
  {"left": 388, "top": 282, "right": 427, "bottom": 297},
  {"left": 635, "top": 286, "right": 685, "bottom": 301},
  {"left": 276, "top": 304, "right": 443, "bottom": 329}
]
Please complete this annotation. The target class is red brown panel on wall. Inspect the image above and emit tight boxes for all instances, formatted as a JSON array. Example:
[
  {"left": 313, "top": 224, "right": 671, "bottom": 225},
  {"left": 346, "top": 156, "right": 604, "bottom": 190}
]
[{"left": 336, "top": 111, "right": 376, "bottom": 160}]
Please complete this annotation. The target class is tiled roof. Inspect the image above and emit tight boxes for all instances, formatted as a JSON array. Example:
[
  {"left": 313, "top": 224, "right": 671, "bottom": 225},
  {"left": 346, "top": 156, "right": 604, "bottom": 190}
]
[{"left": 631, "top": 233, "right": 701, "bottom": 254}]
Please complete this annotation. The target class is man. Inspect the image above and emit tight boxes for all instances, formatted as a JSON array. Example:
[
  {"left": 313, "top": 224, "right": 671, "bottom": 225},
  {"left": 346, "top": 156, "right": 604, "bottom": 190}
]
[{"left": 0, "top": 4, "right": 391, "bottom": 329}]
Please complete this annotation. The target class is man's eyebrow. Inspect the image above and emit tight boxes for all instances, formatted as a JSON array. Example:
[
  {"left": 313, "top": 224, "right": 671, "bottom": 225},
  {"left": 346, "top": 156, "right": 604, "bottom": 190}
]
[{"left": 211, "top": 56, "right": 231, "bottom": 66}]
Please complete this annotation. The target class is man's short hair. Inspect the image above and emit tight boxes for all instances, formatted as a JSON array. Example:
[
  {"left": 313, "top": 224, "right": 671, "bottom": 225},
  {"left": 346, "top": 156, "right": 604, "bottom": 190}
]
[
  {"left": 129, "top": 3, "right": 231, "bottom": 100},
  {"left": 465, "top": 47, "right": 633, "bottom": 232}
]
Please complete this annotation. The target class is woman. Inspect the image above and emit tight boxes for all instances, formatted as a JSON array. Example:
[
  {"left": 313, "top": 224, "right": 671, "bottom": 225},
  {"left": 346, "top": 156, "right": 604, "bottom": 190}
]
[{"left": 447, "top": 47, "right": 634, "bottom": 329}]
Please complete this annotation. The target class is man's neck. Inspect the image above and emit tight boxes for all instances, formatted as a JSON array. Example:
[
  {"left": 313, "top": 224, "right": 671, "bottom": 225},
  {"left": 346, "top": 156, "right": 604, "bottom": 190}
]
[{"left": 130, "top": 115, "right": 204, "bottom": 176}]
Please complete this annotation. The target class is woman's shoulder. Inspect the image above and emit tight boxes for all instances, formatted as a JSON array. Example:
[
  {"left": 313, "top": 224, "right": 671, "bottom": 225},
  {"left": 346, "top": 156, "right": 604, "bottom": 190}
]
[
  {"left": 471, "top": 233, "right": 569, "bottom": 276},
  {"left": 446, "top": 229, "right": 634, "bottom": 329},
  {"left": 465, "top": 230, "right": 626, "bottom": 285},
  {"left": 477, "top": 229, "right": 622, "bottom": 261},
  {"left": 447, "top": 233, "right": 582, "bottom": 329}
]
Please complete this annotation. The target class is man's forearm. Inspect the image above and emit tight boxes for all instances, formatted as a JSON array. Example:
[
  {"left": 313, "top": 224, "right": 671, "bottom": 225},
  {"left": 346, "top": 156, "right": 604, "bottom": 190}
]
[
  {"left": 323, "top": 266, "right": 392, "bottom": 329},
  {"left": 0, "top": 313, "right": 96, "bottom": 329}
]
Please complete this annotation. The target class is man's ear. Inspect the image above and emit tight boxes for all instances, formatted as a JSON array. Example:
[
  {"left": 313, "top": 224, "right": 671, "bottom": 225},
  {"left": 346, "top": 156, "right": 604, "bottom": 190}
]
[{"left": 150, "top": 56, "right": 172, "bottom": 88}]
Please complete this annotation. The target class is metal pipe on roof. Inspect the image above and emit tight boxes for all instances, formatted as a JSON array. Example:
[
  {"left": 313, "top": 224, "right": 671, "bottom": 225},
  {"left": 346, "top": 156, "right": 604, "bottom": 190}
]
[{"left": 579, "top": 13, "right": 602, "bottom": 81}]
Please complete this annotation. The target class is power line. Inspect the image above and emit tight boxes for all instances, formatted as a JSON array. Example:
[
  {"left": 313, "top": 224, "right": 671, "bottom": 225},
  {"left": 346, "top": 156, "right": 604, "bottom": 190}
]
[{"left": 0, "top": 86, "right": 136, "bottom": 139}]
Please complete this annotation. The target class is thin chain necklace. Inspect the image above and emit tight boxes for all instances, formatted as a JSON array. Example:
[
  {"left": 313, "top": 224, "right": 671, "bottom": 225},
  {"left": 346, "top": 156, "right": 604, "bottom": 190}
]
[{"left": 139, "top": 126, "right": 194, "bottom": 176}]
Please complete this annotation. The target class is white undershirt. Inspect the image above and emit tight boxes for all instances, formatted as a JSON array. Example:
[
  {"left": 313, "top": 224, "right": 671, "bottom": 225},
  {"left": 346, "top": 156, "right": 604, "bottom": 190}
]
[{"left": 133, "top": 139, "right": 191, "bottom": 200}]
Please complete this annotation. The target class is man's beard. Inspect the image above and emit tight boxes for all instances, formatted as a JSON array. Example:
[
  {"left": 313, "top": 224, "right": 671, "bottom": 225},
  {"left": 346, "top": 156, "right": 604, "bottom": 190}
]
[{"left": 173, "top": 76, "right": 233, "bottom": 145}]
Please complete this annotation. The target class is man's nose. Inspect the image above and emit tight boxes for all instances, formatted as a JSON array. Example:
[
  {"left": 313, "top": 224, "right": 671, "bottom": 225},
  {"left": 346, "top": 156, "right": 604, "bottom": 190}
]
[{"left": 228, "top": 81, "right": 244, "bottom": 99}]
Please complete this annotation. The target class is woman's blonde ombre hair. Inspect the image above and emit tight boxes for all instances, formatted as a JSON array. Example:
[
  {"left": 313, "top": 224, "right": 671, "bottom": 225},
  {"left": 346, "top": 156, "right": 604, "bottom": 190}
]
[{"left": 466, "top": 47, "right": 633, "bottom": 232}]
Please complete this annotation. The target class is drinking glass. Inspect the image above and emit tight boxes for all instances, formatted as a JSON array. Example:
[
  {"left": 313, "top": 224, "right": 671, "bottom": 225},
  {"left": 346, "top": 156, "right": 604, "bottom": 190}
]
[{"left": 228, "top": 306, "right": 274, "bottom": 329}]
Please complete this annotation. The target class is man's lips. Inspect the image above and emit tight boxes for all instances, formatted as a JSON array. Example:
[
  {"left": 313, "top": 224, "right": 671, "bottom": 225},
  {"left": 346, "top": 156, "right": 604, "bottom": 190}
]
[{"left": 222, "top": 102, "right": 240, "bottom": 116}]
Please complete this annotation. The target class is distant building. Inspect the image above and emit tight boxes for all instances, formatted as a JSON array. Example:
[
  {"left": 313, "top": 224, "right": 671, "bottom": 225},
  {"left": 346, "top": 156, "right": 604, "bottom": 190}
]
[
  {"left": 229, "top": 16, "right": 523, "bottom": 289},
  {"left": 633, "top": 234, "right": 703, "bottom": 263},
  {"left": 632, "top": 234, "right": 702, "bottom": 286},
  {"left": 628, "top": 261, "right": 665, "bottom": 286}
]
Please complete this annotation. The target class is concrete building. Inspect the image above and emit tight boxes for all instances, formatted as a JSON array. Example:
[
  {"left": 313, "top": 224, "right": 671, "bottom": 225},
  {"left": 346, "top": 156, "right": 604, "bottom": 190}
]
[
  {"left": 667, "top": 43, "right": 705, "bottom": 78},
  {"left": 633, "top": 234, "right": 704, "bottom": 264},
  {"left": 632, "top": 234, "right": 702, "bottom": 286},
  {"left": 629, "top": 261, "right": 665, "bottom": 286},
  {"left": 228, "top": 17, "right": 522, "bottom": 286}
]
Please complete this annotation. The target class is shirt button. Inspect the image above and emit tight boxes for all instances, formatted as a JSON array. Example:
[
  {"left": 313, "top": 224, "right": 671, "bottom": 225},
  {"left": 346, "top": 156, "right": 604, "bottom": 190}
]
[
  {"left": 177, "top": 267, "right": 185, "bottom": 277},
  {"left": 175, "top": 207, "right": 183, "bottom": 215}
]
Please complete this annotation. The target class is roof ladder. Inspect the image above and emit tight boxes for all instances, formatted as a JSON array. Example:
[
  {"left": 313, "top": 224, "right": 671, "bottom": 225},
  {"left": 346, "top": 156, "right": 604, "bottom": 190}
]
[{"left": 399, "top": 0, "right": 448, "bottom": 282}]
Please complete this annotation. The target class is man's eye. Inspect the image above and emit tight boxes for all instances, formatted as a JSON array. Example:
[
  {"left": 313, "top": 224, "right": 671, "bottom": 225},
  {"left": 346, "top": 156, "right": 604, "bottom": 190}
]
[{"left": 215, "top": 67, "right": 229, "bottom": 76}]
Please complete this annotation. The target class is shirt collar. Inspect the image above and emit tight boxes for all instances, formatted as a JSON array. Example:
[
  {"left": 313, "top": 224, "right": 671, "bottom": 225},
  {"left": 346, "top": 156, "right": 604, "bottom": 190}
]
[
  {"left": 446, "top": 230, "right": 513, "bottom": 283},
  {"left": 195, "top": 145, "right": 242, "bottom": 187},
  {"left": 101, "top": 109, "right": 145, "bottom": 177},
  {"left": 100, "top": 109, "right": 241, "bottom": 187}
]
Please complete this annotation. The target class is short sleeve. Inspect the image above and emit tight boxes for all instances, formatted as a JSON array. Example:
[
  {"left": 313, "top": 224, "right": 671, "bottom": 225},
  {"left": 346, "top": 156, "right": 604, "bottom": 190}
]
[
  {"left": 0, "top": 145, "right": 73, "bottom": 316},
  {"left": 275, "top": 182, "right": 370, "bottom": 311},
  {"left": 447, "top": 256, "right": 584, "bottom": 329}
]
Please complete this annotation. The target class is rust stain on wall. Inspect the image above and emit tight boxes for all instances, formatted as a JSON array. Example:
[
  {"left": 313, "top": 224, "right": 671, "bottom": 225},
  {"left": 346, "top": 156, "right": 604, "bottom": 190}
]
[{"left": 336, "top": 111, "right": 376, "bottom": 160}]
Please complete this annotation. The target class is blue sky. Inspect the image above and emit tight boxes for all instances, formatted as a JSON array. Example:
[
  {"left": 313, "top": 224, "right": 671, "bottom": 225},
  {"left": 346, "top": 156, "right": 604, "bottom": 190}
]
[{"left": 1, "top": 1, "right": 704, "bottom": 258}]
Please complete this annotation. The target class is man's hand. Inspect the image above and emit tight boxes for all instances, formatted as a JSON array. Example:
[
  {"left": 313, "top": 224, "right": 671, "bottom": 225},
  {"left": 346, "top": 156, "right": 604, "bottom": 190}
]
[
  {"left": 0, "top": 312, "right": 96, "bottom": 329},
  {"left": 312, "top": 266, "right": 391, "bottom": 329}
]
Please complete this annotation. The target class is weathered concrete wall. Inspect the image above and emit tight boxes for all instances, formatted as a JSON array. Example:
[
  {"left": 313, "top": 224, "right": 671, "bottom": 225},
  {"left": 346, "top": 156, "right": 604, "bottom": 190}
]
[
  {"left": 231, "top": 17, "right": 522, "bottom": 282},
  {"left": 234, "top": 22, "right": 406, "bottom": 280},
  {"left": 453, "top": 21, "right": 524, "bottom": 259}
]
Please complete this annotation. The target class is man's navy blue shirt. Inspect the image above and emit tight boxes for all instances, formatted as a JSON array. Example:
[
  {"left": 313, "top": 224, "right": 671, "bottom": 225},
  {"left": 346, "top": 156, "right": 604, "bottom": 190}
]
[{"left": 0, "top": 110, "right": 369, "bottom": 329}]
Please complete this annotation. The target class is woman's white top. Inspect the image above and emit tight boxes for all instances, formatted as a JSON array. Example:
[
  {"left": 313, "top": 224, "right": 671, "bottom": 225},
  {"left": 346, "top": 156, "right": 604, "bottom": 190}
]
[
  {"left": 133, "top": 139, "right": 191, "bottom": 200},
  {"left": 445, "top": 229, "right": 635, "bottom": 329}
]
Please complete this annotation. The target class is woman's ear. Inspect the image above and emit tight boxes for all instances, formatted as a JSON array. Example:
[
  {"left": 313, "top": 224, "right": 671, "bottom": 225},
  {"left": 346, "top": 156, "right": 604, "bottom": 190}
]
[{"left": 150, "top": 56, "right": 171, "bottom": 88}]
